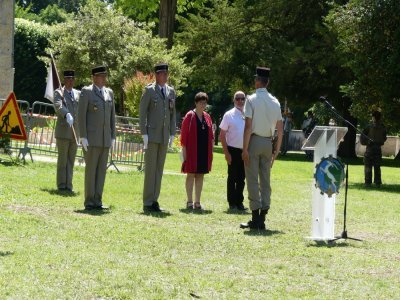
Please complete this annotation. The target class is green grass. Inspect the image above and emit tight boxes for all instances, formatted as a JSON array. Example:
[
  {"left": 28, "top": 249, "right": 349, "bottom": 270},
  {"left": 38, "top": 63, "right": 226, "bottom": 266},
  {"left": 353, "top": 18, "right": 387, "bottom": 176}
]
[{"left": 1, "top": 150, "right": 399, "bottom": 299}]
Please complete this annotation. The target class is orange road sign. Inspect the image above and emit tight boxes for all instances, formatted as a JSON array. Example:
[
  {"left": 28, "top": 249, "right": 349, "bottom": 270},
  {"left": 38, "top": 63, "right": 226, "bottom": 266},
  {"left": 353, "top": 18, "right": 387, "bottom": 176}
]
[{"left": 0, "top": 92, "right": 28, "bottom": 141}]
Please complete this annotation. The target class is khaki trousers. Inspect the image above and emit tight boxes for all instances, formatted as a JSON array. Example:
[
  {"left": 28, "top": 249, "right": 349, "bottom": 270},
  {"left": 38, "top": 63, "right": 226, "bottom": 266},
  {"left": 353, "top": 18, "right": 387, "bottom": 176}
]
[
  {"left": 83, "top": 146, "right": 110, "bottom": 208},
  {"left": 245, "top": 135, "right": 272, "bottom": 210},
  {"left": 56, "top": 138, "right": 78, "bottom": 190},
  {"left": 143, "top": 142, "right": 168, "bottom": 206}
]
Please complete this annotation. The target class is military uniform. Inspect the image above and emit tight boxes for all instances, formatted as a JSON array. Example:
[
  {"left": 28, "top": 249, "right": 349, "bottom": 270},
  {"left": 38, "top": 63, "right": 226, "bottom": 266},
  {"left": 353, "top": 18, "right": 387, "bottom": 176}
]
[
  {"left": 240, "top": 67, "right": 283, "bottom": 230},
  {"left": 78, "top": 66, "right": 116, "bottom": 209},
  {"left": 361, "top": 116, "right": 387, "bottom": 185},
  {"left": 54, "top": 71, "right": 80, "bottom": 191},
  {"left": 139, "top": 65, "right": 176, "bottom": 210}
]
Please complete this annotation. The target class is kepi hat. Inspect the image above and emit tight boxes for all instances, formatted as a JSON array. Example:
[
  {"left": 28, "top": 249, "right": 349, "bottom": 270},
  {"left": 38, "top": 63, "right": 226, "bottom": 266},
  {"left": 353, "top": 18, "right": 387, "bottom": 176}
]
[
  {"left": 255, "top": 66, "right": 270, "bottom": 78},
  {"left": 63, "top": 70, "right": 75, "bottom": 78},
  {"left": 155, "top": 63, "right": 168, "bottom": 73},
  {"left": 92, "top": 65, "right": 107, "bottom": 75}
]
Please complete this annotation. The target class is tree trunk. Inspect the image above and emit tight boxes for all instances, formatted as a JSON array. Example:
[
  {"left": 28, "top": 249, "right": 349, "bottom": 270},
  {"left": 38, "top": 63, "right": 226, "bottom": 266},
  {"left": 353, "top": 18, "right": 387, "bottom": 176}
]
[{"left": 159, "top": 0, "right": 177, "bottom": 49}]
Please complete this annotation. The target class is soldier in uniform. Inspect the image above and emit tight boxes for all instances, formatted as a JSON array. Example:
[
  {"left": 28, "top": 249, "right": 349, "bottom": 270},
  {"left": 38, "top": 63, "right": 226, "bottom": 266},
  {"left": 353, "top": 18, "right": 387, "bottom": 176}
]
[
  {"left": 78, "top": 66, "right": 116, "bottom": 210},
  {"left": 360, "top": 110, "right": 387, "bottom": 187},
  {"left": 139, "top": 63, "right": 176, "bottom": 212},
  {"left": 54, "top": 70, "right": 80, "bottom": 192},
  {"left": 240, "top": 67, "right": 283, "bottom": 230}
]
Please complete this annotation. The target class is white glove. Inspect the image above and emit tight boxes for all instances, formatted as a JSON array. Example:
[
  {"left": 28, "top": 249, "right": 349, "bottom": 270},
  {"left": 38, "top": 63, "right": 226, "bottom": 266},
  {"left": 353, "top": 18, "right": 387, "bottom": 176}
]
[
  {"left": 169, "top": 135, "right": 174, "bottom": 147},
  {"left": 142, "top": 135, "right": 148, "bottom": 149},
  {"left": 80, "top": 137, "right": 89, "bottom": 151},
  {"left": 66, "top": 113, "right": 74, "bottom": 127},
  {"left": 111, "top": 138, "right": 115, "bottom": 149}
]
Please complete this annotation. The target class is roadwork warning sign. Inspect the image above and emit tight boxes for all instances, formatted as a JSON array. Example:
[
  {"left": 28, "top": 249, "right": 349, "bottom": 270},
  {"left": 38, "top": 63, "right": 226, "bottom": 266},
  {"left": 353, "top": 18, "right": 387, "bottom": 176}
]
[{"left": 0, "top": 92, "right": 27, "bottom": 140}]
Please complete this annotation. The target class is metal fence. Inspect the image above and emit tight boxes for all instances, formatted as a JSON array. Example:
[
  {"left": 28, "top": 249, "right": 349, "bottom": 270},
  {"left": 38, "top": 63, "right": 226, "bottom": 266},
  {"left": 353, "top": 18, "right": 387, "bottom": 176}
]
[{"left": 1, "top": 100, "right": 144, "bottom": 170}]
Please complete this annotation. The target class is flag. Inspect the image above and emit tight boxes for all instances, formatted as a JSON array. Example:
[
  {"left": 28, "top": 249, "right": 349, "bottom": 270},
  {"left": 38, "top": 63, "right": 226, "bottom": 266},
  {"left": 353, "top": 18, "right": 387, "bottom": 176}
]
[{"left": 44, "top": 55, "right": 61, "bottom": 102}]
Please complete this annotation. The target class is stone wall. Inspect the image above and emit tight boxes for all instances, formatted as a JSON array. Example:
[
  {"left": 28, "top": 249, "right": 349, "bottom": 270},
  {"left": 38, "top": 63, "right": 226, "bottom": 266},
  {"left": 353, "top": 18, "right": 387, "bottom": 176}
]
[{"left": 288, "top": 130, "right": 399, "bottom": 158}]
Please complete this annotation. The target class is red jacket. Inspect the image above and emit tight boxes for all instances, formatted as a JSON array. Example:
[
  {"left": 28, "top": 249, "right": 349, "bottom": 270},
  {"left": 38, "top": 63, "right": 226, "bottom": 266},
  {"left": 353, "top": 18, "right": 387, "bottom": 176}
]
[{"left": 180, "top": 110, "right": 213, "bottom": 173}]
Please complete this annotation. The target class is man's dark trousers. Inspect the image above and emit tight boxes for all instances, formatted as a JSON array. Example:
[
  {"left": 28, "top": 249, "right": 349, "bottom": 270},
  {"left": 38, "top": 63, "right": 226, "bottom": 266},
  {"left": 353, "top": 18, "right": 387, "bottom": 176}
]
[{"left": 227, "top": 146, "right": 245, "bottom": 207}]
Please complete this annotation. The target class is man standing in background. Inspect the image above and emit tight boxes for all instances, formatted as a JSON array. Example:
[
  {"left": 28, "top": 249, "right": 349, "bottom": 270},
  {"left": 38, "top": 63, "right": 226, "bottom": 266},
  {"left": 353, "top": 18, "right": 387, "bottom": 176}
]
[
  {"left": 54, "top": 70, "right": 80, "bottom": 192},
  {"left": 361, "top": 110, "right": 387, "bottom": 187},
  {"left": 139, "top": 63, "right": 176, "bottom": 212},
  {"left": 219, "top": 91, "right": 247, "bottom": 211}
]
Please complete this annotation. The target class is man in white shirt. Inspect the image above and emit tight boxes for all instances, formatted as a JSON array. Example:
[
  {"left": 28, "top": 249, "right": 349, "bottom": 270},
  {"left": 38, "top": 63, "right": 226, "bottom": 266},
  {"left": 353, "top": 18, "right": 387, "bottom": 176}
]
[
  {"left": 219, "top": 91, "right": 247, "bottom": 211},
  {"left": 240, "top": 67, "right": 283, "bottom": 230}
]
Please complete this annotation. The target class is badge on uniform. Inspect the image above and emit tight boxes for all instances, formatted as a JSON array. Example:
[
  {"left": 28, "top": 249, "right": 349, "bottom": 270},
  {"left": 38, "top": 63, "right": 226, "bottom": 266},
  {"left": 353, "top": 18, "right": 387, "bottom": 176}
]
[
  {"left": 169, "top": 98, "right": 175, "bottom": 110},
  {"left": 94, "top": 104, "right": 98, "bottom": 112}
]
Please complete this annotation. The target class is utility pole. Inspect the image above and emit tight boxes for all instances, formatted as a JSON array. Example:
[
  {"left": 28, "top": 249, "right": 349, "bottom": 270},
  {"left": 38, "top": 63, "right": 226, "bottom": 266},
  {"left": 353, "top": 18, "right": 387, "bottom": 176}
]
[{"left": 0, "top": 0, "right": 15, "bottom": 100}]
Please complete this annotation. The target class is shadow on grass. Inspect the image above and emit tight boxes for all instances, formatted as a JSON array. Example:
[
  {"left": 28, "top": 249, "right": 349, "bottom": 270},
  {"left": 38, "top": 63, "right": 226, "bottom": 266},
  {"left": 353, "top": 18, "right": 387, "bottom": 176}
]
[
  {"left": 139, "top": 211, "right": 173, "bottom": 218},
  {"left": 243, "top": 229, "right": 284, "bottom": 237},
  {"left": 179, "top": 208, "right": 213, "bottom": 215},
  {"left": 41, "top": 188, "right": 79, "bottom": 197},
  {"left": 0, "top": 250, "right": 14, "bottom": 257},
  {"left": 349, "top": 182, "right": 400, "bottom": 194},
  {"left": 224, "top": 209, "right": 250, "bottom": 215},
  {"left": 306, "top": 240, "right": 354, "bottom": 248},
  {"left": 74, "top": 208, "right": 112, "bottom": 216}
]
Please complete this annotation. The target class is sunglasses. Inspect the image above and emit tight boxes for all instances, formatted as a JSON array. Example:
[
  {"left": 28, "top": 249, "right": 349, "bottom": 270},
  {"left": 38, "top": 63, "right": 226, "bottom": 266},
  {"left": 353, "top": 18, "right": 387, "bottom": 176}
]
[{"left": 235, "top": 97, "right": 245, "bottom": 101}]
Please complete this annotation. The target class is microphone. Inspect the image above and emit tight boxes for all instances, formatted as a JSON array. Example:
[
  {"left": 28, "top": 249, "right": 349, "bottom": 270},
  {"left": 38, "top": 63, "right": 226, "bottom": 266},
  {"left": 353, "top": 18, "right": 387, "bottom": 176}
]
[{"left": 320, "top": 96, "right": 336, "bottom": 110}]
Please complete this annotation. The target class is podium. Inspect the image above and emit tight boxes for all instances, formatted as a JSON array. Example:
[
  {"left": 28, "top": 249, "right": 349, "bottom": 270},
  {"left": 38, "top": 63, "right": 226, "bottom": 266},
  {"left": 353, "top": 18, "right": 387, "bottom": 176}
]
[{"left": 302, "top": 126, "right": 348, "bottom": 241}]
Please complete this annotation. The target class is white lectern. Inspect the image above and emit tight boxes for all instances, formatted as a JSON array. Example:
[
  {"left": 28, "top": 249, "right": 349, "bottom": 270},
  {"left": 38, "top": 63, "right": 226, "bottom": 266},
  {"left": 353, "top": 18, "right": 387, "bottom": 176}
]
[{"left": 302, "top": 126, "right": 348, "bottom": 241}]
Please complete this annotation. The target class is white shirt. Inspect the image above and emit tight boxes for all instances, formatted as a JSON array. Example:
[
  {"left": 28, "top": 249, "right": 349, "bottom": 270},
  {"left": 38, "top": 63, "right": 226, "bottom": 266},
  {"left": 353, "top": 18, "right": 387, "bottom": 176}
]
[
  {"left": 244, "top": 88, "right": 281, "bottom": 137},
  {"left": 219, "top": 107, "right": 245, "bottom": 149}
]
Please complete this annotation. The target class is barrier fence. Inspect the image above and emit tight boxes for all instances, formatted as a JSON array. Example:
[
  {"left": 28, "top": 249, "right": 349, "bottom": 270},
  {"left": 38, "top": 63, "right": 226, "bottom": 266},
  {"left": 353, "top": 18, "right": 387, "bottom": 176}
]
[{"left": 1, "top": 100, "right": 144, "bottom": 171}]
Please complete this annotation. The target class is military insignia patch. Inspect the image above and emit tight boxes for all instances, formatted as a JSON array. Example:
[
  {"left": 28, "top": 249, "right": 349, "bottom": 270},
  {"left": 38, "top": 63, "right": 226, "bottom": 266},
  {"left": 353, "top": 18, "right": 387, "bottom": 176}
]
[{"left": 314, "top": 155, "right": 345, "bottom": 197}]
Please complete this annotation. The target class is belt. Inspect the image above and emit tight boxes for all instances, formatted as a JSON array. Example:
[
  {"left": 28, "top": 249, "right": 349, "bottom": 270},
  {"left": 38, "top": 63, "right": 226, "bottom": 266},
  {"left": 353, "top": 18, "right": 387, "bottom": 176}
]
[{"left": 251, "top": 133, "right": 272, "bottom": 139}]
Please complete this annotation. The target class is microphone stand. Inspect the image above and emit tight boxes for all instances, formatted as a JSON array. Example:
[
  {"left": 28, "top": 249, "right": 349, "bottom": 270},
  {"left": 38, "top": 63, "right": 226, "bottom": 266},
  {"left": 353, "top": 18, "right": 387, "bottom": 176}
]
[
  {"left": 322, "top": 98, "right": 373, "bottom": 144},
  {"left": 321, "top": 97, "right": 363, "bottom": 242}
]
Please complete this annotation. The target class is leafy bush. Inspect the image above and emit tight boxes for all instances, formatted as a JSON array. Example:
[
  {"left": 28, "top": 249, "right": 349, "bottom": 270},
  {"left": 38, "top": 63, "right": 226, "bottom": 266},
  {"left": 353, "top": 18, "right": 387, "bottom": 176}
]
[{"left": 124, "top": 72, "right": 154, "bottom": 118}]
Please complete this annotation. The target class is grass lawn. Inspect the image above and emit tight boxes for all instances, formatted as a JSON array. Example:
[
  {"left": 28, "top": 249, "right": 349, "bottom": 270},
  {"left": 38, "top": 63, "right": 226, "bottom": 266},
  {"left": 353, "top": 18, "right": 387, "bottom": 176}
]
[{"left": 0, "top": 149, "right": 399, "bottom": 299}]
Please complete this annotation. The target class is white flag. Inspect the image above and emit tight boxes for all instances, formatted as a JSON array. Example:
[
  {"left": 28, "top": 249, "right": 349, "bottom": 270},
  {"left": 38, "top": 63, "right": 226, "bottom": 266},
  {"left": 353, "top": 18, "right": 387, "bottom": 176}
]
[{"left": 44, "top": 57, "right": 61, "bottom": 102}]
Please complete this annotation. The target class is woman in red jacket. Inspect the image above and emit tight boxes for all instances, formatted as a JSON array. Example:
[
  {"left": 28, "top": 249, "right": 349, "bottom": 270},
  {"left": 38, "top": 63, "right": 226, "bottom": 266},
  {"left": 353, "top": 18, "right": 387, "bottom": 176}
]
[{"left": 180, "top": 92, "right": 214, "bottom": 209}]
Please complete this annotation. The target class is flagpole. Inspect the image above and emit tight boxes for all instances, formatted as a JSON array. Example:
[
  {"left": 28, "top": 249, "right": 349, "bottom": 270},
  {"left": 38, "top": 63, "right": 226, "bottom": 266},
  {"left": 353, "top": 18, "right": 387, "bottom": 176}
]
[{"left": 50, "top": 52, "right": 79, "bottom": 146}]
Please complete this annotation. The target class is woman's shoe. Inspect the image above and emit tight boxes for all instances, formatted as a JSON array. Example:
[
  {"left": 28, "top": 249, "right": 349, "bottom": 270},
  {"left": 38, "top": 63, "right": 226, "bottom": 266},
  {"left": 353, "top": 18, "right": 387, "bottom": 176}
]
[
  {"left": 194, "top": 202, "right": 202, "bottom": 210},
  {"left": 186, "top": 202, "right": 194, "bottom": 209}
]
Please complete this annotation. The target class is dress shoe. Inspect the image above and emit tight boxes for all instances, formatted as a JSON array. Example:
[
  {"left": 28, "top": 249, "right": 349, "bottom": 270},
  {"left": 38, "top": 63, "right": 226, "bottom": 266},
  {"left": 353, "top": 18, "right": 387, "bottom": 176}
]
[
  {"left": 236, "top": 203, "right": 248, "bottom": 211},
  {"left": 143, "top": 202, "right": 164, "bottom": 212},
  {"left": 85, "top": 205, "right": 109, "bottom": 211},
  {"left": 229, "top": 204, "right": 237, "bottom": 210}
]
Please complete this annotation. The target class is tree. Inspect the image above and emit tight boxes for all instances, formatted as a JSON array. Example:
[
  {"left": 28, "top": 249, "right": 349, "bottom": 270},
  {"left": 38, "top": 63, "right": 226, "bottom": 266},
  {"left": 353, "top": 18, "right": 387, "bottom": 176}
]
[
  {"left": 176, "top": 1, "right": 351, "bottom": 124},
  {"left": 14, "top": 18, "right": 51, "bottom": 104},
  {"left": 38, "top": 4, "right": 69, "bottom": 25},
  {"left": 16, "top": 0, "right": 87, "bottom": 14},
  {"left": 327, "top": 0, "right": 400, "bottom": 133},
  {"left": 113, "top": 0, "right": 209, "bottom": 47},
  {"left": 49, "top": 0, "right": 191, "bottom": 115},
  {"left": 159, "top": 0, "right": 177, "bottom": 48}
]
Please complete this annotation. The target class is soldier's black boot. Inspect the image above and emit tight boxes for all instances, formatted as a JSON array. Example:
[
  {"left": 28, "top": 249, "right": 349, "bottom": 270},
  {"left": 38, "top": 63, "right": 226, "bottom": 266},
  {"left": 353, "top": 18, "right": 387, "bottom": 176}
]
[
  {"left": 259, "top": 209, "right": 269, "bottom": 230},
  {"left": 240, "top": 209, "right": 260, "bottom": 229}
]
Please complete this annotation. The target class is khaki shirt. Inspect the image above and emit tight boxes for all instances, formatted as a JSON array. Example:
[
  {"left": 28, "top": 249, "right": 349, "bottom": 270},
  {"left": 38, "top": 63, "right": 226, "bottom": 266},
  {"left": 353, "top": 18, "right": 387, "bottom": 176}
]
[{"left": 244, "top": 88, "right": 281, "bottom": 137}]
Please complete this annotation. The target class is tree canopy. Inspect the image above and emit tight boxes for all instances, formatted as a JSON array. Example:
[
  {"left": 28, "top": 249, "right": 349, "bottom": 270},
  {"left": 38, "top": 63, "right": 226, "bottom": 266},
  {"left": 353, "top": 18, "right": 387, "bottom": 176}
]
[
  {"left": 48, "top": 0, "right": 191, "bottom": 113},
  {"left": 327, "top": 0, "right": 400, "bottom": 131}
]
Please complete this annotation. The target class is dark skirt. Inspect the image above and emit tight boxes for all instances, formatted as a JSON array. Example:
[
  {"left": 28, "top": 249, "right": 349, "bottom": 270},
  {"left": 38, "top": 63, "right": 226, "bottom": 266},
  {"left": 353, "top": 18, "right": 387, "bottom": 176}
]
[{"left": 196, "top": 114, "right": 209, "bottom": 174}]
